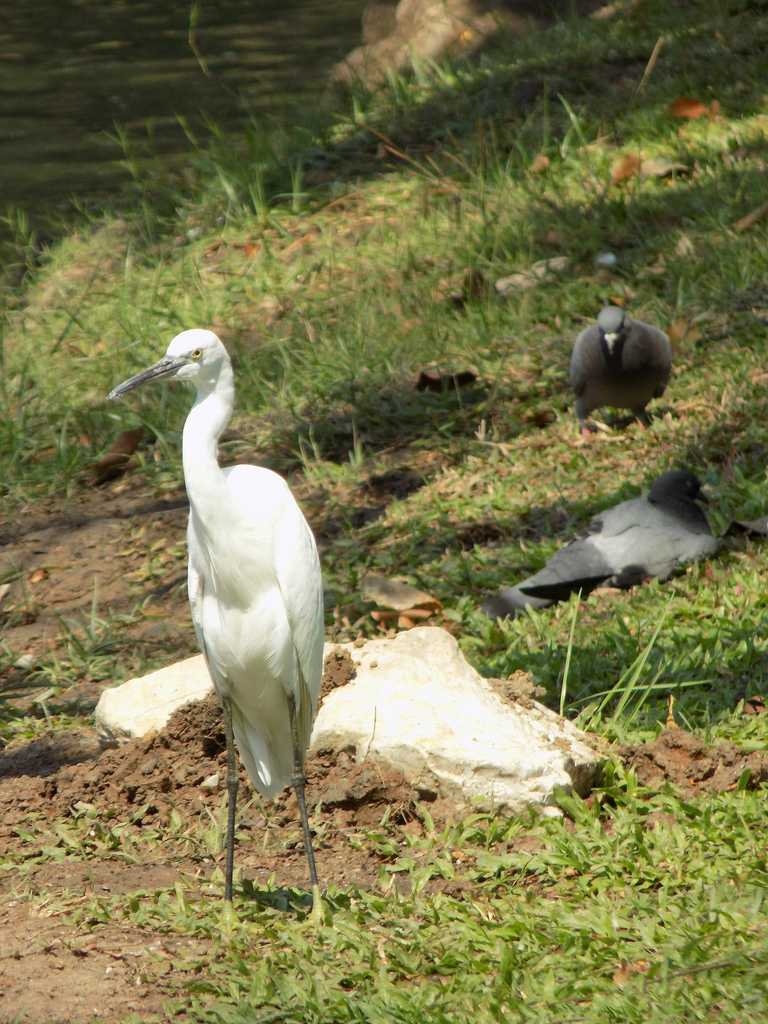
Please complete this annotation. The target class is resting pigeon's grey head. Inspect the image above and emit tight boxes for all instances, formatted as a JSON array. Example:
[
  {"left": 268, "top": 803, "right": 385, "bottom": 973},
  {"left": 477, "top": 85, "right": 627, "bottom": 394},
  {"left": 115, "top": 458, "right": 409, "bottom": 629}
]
[
  {"left": 597, "top": 305, "right": 627, "bottom": 353},
  {"left": 648, "top": 469, "right": 705, "bottom": 505}
]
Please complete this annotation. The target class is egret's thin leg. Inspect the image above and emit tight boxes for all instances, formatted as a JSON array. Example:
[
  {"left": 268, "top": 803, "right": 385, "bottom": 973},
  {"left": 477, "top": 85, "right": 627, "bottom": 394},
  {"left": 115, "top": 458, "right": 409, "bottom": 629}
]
[
  {"left": 287, "top": 695, "right": 320, "bottom": 912},
  {"left": 221, "top": 696, "right": 239, "bottom": 902}
]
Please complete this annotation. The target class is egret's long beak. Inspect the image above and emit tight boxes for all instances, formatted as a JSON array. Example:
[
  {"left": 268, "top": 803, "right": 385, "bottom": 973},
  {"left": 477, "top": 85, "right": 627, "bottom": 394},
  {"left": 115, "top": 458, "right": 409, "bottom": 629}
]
[{"left": 107, "top": 357, "right": 186, "bottom": 401}]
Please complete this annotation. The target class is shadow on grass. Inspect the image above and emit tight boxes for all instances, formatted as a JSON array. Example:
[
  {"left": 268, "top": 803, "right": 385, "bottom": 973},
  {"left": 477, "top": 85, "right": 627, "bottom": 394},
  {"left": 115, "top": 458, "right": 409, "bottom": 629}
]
[{"left": 259, "top": 1, "right": 768, "bottom": 231}]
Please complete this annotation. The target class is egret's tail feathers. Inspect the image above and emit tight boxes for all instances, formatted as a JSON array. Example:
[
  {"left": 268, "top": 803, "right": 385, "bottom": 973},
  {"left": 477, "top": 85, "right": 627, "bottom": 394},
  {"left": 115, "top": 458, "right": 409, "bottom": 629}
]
[{"left": 230, "top": 703, "right": 290, "bottom": 800}]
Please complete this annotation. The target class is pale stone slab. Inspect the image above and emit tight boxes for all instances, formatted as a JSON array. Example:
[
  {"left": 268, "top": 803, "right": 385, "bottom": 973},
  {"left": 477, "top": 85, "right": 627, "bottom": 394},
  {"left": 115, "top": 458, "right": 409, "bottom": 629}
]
[
  {"left": 312, "top": 627, "right": 601, "bottom": 812},
  {"left": 94, "top": 654, "right": 213, "bottom": 740}
]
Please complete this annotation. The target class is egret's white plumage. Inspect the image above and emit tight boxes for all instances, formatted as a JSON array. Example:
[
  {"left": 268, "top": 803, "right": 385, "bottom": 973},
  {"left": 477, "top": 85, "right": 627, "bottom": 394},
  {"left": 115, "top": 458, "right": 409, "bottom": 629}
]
[{"left": 109, "top": 328, "right": 323, "bottom": 903}]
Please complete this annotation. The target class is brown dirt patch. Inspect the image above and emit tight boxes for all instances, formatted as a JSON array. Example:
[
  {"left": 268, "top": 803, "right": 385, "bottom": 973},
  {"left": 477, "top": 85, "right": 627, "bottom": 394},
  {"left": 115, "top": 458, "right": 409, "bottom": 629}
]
[
  {"left": 0, "top": 897, "right": 202, "bottom": 1024},
  {"left": 0, "top": 692, "right": 435, "bottom": 895},
  {"left": 321, "top": 647, "right": 357, "bottom": 695},
  {"left": 622, "top": 728, "right": 768, "bottom": 795}
]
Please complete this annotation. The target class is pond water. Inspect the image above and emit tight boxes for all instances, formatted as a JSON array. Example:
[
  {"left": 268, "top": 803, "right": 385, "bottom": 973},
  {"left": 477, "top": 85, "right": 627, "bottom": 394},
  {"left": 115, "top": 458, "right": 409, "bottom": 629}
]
[{"left": 0, "top": 0, "right": 364, "bottom": 231}]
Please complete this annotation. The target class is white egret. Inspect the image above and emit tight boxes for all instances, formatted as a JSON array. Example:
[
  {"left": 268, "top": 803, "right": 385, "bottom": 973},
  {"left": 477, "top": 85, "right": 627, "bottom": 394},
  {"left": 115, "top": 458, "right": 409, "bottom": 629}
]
[{"left": 108, "top": 329, "right": 324, "bottom": 909}]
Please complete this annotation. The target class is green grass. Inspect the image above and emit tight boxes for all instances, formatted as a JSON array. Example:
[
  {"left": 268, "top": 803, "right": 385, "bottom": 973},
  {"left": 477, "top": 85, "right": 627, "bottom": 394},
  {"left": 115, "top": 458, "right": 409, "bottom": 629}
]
[
  {"left": 2, "top": 0, "right": 768, "bottom": 1019},
  {"left": 33, "top": 780, "right": 768, "bottom": 1022}
]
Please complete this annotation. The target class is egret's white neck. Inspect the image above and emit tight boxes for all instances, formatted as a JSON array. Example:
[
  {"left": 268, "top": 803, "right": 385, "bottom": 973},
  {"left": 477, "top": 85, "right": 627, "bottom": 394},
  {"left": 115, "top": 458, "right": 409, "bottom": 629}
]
[{"left": 182, "top": 359, "right": 235, "bottom": 521}]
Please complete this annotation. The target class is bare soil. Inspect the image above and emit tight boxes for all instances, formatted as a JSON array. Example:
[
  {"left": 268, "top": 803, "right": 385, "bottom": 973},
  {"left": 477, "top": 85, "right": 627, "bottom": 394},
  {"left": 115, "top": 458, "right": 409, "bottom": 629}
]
[{"left": 622, "top": 727, "right": 768, "bottom": 794}]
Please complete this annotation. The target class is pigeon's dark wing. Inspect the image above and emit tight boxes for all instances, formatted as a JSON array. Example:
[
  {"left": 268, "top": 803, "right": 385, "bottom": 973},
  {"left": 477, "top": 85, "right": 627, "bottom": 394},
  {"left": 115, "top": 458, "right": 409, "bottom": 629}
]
[
  {"left": 569, "top": 325, "right": 600, "bottom": 398},
  {"left": 518, "top": 574, "right": 611, "bottom": 601}
]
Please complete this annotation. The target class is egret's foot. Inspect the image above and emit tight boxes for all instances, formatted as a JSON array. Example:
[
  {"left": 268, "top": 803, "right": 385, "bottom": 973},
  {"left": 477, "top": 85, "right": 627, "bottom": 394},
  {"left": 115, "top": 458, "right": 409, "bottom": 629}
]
[
  {"left": 309, "top": 883, "right": 324, "bottom": 927},
  {"left": 221, "top": 898, "right": 238, "bottom": 933}
]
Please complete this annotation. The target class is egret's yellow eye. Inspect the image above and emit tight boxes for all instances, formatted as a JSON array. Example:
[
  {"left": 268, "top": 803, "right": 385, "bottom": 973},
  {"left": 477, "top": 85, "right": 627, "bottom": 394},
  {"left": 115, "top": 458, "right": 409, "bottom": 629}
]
[{"left": 191, "top": 349, "right": 202, "bottom": 362}]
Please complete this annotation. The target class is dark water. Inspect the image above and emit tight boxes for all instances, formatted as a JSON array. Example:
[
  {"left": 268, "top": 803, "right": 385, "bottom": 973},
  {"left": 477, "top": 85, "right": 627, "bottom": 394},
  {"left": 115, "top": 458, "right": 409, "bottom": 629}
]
[{"left": 0, "top": 0, "right": 364, "bottom": 228}]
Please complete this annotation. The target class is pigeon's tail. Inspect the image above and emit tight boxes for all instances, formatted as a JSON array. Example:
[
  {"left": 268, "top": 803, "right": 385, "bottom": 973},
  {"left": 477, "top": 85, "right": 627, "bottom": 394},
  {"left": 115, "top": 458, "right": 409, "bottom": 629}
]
[{"left": 481, "top": 585, "right": 553, "bottom": 619}]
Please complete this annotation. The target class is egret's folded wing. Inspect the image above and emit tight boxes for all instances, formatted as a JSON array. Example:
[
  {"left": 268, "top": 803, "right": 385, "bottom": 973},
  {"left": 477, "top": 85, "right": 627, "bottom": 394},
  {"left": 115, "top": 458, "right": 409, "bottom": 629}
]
[{"left": 273, "top": 491, "right": 324, "bottom": 748}]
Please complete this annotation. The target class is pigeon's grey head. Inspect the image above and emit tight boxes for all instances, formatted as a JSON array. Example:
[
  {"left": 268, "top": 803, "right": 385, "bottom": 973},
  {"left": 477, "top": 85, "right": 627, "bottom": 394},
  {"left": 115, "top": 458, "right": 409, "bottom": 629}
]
[
  {"left": 648, "top": 469, "right": 706, "bottom": 505},
  {"left": 597, "top": 306, "right": 627, "bottom": 353}
]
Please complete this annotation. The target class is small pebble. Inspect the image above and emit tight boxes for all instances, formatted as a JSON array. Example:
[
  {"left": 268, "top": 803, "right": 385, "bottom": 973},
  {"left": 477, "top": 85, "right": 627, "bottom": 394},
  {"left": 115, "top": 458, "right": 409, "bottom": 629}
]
[
  {"left": 595, "top": 252, "right": 618, "bottom": 268},
  {"left": 200, "top": 772, "right": 220, "bottom": 790}
]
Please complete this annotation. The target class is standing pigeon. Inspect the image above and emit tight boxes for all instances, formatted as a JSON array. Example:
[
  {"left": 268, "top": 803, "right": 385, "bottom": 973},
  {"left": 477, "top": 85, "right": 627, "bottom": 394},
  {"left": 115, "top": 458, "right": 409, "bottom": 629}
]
[
  {"left": 570, "top": 306, "right": 672, "bottom": 435},
  {"left": 482, "top": 470, "right": 717, "bottom": 618}
]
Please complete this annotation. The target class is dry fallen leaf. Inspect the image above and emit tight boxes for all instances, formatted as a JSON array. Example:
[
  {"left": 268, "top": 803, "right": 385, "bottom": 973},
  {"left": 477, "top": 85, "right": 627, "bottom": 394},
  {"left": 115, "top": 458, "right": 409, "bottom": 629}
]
[
  {"left": 668, "top": 96, "right": 719, "bottom": 119},
  {"left": 733, "top": 200, "right": 768, "bottom": 233},
  {"left": 522, "top": 407, "right": 556, "bottom": 428},
  {"left": 28, "top": 568, "right": 49, "bottom": 585},
  {"left": 362, "top": 574, "right": 441, "bottom": 613},
  {"left": 364, "top": 574, "right": 442, "bottom": 631},
  {"left": 495, "top": 257, "right": 570, "bottom": 296},
  {"left": 743, "top": 695, "right": 767, "bottom": 716},
  {"left": 415, "top": 366, "right": 478, "bottom": 392},
  {"left": 613, "top": 959, "right": 651, "bottom": 987},
  {"left": 675, "top": 233, "right": 694, "bottom": 257},
  {"left": 640, "top": 157, "right": 689, "bottom": 178},
  {"left": 0, "top": 582, "right": 11, "bottom": 607},
  {"left": 610, "top": 153, "right": 642, "bottom": 185},
  {"left": 529, "top": 153, "right": 550, "bottom": 173},
  {"left": 667, "top": 319, "right": 703, "bottom": 346},
  {"left": 638, "top": 255, "right": 667, "bottom": 278},
  {"left": 90, "top": 428, "right": 148, "bottom": 485}
]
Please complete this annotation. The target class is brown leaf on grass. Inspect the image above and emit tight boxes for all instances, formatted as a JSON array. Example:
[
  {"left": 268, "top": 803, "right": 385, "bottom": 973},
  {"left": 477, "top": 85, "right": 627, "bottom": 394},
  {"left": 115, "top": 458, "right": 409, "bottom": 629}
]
[
  {"left": 529, "top": 153, "right": 550, "bottom": 173},
  {"left": 668, "top": 97, "right": 719, "bottom": 119},
  {"left": 640, "top": 157, "right": 689, "bottom": 178},
  {"left": 591, "top": 0, "right": 641, "bottom": 19},
  {"left": 416, "top": 366, "right": 478, "bottom": 392},
  {"left": 371, "top": 606, "right": 438, "bottom": 630},
  {"left": 495, "top": 257, "right": 570, "bottom": 296},
  {"left": 638, "top": 255, "right": 667, "bottom": 278},
  {"left": 370, "top": 609, "right": 398, "bottom": 623},
  {"left": 437, "top": 267, "right": 493, "bottom": 307},
  {"left": 396, "top": 611, "right": 429, "bottom": 629},
  {"left": 675, "top": 233, "right": 694, "bottom": 257},
  {"left": 28, "top": 568, "right": 49, "bottom": 585},
  {"left": 610, "top": 153, "right": 642, "bottom": 185},
  {"left": 522, "top": 407, "right": 556, "bottom": 427},
  {"left": 362, "top": 574, "right": 441, "bottom": 612},
  {"left": 733, "top": 200, "right": 768, "bottom": 233},
  {"left": 667, "top": 319, "right": 703, "bottom": 346},
  {"left": 90, "top": 427, "right": 147, "bottom": 485},
  {"left": 613, "top": 960, "right": 651, "bottom": 987}
]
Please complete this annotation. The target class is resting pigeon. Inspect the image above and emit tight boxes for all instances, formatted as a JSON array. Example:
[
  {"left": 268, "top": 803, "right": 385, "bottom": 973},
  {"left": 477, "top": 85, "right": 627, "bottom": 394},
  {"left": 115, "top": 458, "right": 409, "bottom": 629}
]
[
  {"left": 570, "top": 306, "right": 672, "bottom": 434},
  {"left": 482, "top": 469, "right": 717, "bottom": 619}
]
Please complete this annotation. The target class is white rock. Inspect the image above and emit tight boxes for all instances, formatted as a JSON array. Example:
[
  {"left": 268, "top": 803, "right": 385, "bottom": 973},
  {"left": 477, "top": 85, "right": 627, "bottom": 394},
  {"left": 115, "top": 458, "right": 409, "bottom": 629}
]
[
  {"left": 312, "top": 627, "right": 600, "bottom": 812},
  {"left": 94, "top": 654, "right": 213, "bottom": 740}
]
